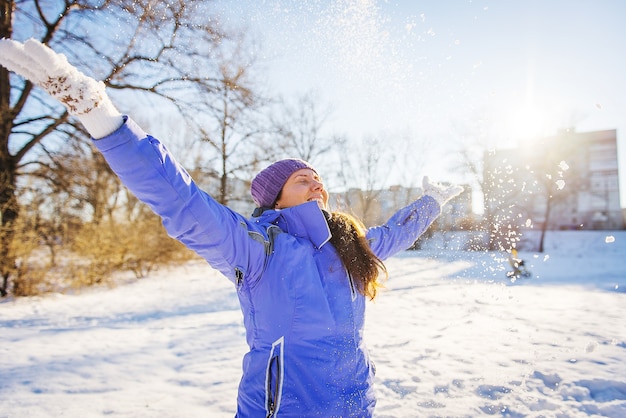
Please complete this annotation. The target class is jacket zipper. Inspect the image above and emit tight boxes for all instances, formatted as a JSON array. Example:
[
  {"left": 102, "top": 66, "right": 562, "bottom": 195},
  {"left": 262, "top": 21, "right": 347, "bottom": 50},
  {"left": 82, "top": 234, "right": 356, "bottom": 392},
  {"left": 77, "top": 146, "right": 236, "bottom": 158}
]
[
  {"left": 266, "top": 356, "right": 280, "bottom": 417},
  {"left": 265, "top": 337, "right": 284, "bottom": 417},
  {"left": 348, "top": 272, "right": 357, "bottom": 301}
]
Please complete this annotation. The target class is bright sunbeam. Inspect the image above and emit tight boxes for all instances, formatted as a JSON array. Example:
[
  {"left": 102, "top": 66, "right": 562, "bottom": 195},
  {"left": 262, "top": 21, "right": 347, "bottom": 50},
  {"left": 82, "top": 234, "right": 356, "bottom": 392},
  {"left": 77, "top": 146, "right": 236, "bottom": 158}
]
[{"left": 504, "top": 103, "right": 548, "bottom": 142}]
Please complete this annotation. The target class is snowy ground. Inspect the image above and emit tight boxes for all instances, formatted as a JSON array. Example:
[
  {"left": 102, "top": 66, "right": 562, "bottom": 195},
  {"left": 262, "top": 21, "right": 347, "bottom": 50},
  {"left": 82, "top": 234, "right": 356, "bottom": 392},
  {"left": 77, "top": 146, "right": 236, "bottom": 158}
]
[{"left": 1, "top": 231, "right": 625, "bottom": 417}]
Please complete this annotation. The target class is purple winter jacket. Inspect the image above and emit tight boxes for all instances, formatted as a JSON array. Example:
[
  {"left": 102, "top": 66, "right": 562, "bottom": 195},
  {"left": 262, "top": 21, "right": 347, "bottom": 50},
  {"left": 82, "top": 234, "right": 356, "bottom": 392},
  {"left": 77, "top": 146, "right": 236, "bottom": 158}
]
[{"left": 94, "top": 117, "right": 441, "bottom": 417}]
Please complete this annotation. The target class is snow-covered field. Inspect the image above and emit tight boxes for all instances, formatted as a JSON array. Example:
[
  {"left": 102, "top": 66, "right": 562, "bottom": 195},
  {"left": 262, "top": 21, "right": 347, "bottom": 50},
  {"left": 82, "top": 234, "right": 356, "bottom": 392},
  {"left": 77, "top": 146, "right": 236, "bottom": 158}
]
[{"left": 1, "top": 231, "right": 625, "bottom": 417}]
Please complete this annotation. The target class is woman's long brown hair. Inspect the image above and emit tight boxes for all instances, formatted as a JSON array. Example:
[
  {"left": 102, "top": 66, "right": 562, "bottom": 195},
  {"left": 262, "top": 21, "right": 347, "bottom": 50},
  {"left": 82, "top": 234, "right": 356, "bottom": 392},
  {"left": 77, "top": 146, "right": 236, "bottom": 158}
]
[{"left": 326, "top": 212, "right": 387, "bottom": 300}]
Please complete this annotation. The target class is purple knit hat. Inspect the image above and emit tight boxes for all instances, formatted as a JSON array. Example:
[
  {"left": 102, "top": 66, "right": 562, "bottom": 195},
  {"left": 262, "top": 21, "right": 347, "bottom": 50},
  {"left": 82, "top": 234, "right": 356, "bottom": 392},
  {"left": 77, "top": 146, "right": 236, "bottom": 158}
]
[{"left": 251, "top": 158, "right": 317, "bottom": 208}]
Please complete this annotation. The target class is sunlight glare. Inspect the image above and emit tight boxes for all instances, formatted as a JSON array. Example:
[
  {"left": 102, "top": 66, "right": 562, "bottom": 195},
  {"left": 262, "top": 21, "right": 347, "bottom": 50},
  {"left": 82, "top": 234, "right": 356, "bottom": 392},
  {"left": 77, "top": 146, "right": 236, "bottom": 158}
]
[{"left": 505, "top": 104, "right": 547, "bottom": 142}]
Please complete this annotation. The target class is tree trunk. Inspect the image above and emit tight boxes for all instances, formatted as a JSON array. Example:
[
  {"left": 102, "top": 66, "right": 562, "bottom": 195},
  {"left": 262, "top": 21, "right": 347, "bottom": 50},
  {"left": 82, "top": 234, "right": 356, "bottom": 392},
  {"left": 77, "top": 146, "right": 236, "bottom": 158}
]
[
  {"left": 0, "top": 154, "right": 18, "bottom": 297},
  {"left": 0, "top": 0, "right": 14, "bottom": 296},
  {"left": 538, "top": 195, "right": 552, "bottom": 253}
]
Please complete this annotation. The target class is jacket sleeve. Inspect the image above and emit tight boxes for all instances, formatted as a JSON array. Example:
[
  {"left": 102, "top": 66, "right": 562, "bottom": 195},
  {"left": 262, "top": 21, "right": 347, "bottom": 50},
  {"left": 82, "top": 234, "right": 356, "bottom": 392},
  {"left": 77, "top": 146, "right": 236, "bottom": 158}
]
[
  {"left": 92, "top": 117, "right": 266, "bottom": 283},
  {"left": 366, "top": 195, "right": 441, "bottom": 260}
]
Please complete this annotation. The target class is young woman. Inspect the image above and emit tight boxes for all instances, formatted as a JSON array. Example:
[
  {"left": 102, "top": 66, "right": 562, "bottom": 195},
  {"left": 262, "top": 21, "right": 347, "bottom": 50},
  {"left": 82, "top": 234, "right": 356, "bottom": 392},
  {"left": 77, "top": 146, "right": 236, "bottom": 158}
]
[{"left": 0, "top": 39, "right": 463, "bottom": 417}]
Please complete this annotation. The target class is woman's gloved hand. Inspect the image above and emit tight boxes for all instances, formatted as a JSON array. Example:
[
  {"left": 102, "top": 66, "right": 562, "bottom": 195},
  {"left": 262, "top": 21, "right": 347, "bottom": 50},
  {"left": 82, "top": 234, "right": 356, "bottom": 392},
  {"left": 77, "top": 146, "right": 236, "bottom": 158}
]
[
  {"left": 0, "top": 38, "right": 122, "bottom": 138},
  {"left": 422, "top": 176, "right": 464, "bottom": 207}
]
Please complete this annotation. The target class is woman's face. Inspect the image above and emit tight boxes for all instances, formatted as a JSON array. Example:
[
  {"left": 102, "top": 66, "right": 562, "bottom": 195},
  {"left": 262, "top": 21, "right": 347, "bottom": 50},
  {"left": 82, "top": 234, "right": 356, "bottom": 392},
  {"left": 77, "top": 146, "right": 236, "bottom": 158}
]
[{"left": 275, "top": 168, "right": 329, "bottom": 210}]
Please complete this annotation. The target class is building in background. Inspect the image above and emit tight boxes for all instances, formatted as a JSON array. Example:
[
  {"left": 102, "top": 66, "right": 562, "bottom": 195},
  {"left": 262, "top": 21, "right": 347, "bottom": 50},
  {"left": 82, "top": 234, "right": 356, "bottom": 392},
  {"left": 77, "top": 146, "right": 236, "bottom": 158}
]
[{"left": 483, "top": 129, "right": 623, "bottom": 233}]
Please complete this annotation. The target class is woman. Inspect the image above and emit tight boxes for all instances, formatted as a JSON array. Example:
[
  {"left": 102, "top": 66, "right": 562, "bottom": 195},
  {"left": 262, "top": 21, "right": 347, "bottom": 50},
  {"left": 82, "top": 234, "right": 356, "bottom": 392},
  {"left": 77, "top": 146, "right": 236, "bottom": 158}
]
[{"left": 0, "top": 39, "right": 463, "bottom": 417}]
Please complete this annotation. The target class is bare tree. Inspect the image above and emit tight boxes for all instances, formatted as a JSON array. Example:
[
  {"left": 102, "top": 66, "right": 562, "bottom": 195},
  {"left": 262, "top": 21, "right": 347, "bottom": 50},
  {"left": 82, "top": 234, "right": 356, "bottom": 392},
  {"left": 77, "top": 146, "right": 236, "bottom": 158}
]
[
  {"left": 336, "top": 135, "right": 395, "bottom": 226},
  {"left": 194, "top": 41, "right": 269, "bottom": 207},
  {"left": 449, "top": 117, "right": 494, "bottom": 223},
  {"left": 524, "top": 136, "right": 576, "bottom": 252},
  {"left": 33, "top": 137, "right": 127, "bottom": 226},
  {"left": 0, "top": 0, "right": 232, "bottom": 296},
  {"left": 271, "top": 92, "right": 339, "bottom": 164},
  {"left": 482, "top": 130, "right": 579, "bottom": 253}
]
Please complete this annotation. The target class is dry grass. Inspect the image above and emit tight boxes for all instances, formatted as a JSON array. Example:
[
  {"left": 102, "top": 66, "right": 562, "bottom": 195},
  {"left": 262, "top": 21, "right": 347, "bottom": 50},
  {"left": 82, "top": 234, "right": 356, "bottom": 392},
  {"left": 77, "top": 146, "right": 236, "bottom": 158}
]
[{"left": 4, "top": 214, "right": 196, "bottom": 297}]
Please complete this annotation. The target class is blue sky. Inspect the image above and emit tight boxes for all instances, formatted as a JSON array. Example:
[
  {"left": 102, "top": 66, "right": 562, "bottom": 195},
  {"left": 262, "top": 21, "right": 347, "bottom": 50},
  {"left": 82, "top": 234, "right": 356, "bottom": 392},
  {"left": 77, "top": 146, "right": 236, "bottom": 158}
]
[{"left": 215, "top": 0, "right": 626, "bottom": 208}]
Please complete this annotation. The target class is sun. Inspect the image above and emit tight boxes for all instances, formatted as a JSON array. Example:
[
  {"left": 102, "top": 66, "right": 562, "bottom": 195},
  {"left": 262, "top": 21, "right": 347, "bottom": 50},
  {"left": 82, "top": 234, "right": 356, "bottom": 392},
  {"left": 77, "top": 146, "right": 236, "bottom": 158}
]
[{"left": 505, "top": 104, "right": 547, "bottom": 142}]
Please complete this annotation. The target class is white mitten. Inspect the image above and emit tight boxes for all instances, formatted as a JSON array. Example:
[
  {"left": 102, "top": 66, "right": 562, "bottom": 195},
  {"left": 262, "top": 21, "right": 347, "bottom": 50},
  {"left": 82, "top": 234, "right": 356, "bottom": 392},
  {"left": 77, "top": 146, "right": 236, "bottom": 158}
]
[
  {"left": 422, "top": 176, "right": 464, "bottom": 207},
  {"left": 0, "top": 38, "right": 122, "bottom": 138}
]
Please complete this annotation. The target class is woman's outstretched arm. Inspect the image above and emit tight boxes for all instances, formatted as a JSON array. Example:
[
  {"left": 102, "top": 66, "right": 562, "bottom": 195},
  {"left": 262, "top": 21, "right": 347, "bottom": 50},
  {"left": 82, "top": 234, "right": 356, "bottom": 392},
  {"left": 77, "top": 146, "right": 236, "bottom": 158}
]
[{"left": 0, "top": 38, "right": 266, "bottom": 283}]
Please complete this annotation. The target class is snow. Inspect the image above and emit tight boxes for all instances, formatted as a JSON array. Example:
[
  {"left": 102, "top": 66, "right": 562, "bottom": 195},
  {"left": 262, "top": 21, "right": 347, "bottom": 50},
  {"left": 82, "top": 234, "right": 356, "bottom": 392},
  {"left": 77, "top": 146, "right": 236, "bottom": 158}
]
[{"left": 1, "top": 231, "right": 625, "bottom": 417}]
